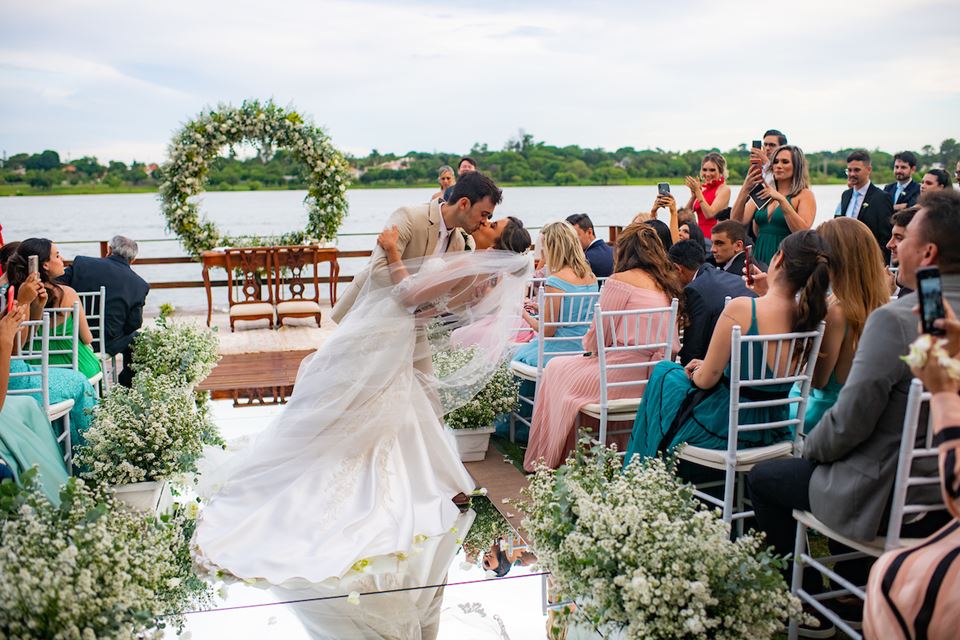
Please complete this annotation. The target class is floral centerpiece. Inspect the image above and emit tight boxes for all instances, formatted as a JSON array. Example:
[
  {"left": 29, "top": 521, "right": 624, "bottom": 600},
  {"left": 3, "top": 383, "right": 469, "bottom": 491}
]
[
  {"left": 0, "top": 469, "right": 214, "bottom": 637},
  {"left": 131, "top": 318, "right": 221, "bottom": 388},
  {"left": 522, "top": 441, "right": 803, "bottom": 639}
]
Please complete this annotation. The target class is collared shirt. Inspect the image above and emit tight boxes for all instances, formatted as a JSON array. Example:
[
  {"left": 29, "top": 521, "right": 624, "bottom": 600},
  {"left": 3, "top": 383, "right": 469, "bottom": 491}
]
[
  {"left": 434, "top": 206, "right": 452, "bottom": 256},
  {"left": 586, "top": 237, "right": 604, "bottom": 251},
  {"left": 844, "top": 181, "right": 871, "bottom": 218},
  {"left": 893, "top": 179, "right": 911, "bottom": 204},
  {"left": 720, "top": 251, "right": 744, "bottom": 273}
]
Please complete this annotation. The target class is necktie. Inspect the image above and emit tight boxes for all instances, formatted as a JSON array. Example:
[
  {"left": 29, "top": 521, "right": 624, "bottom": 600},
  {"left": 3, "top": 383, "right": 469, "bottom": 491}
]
[
  {"left": 894, "top": 184, "right": 903, "bottom": 205},
  {"left": 847, "top": 190, "right": 860, "bottom": 218}
]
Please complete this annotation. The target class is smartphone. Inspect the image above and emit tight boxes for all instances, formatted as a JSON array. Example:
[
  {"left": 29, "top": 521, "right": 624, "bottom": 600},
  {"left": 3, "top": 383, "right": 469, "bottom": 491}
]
[
  {"left": 4, "top": 285, "right": 13, "bottom": 314},
  {"left": 748, "top": 182, "right": 772, "bottom": 210},
  {"left": 916, "top": 266, "right": 946, "bottom": 336},
  {"left": 744, "top": 245, "right": 754, "bottom": 285},
  {"left": 657, "top": 182, "right": 670, "bottom": 196},
  {"left": 27, "top": 255, "right": 38, "bottom": 275},
  {"left": 751, "top": 140, "right": 762, "bottom": 150}
]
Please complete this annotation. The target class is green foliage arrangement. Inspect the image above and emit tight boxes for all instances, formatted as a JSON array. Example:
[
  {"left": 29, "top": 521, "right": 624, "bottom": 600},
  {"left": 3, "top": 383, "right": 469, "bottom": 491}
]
[
  {"left": 432, "top": 347, "right": 519, "bottom": 430},
  {"left": 131, "top": 318, "right": 221, "bottom": 388},
  {"left": 522, "top": 441, "right": 803, "bottom": 639},
  {"left": 157, "top": 99, "right": 352, "bottom": 256},
  {"left": 0, "top": 469, "right": 213, "bottom": 638}
]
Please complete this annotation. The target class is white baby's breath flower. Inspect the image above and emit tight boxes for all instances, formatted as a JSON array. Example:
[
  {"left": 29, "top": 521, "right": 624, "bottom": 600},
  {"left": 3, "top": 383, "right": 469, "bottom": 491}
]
[{"left": 347, "top": 591, "right": 361, "bottom": 606}]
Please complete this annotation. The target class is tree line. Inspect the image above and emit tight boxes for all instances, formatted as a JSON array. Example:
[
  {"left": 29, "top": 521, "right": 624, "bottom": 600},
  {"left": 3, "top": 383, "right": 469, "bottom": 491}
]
[{"left": 1, "top": 135, "right": 957, "bottom": 192}]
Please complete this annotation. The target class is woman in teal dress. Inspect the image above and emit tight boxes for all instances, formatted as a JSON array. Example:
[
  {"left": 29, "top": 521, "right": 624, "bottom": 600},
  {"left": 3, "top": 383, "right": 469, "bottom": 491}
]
[
  {"left": 6, "top": 238, "right": 102, "bottom": 380},
  {"left": 626, "top": 230, "right": 832, "bottom": 463},
  {"left": 787, "top": 217, "right": 890, "bottom": 434},
  {"left": 513, "top": 221, "right": 599, "bottom": 367},
  {"left": 730, "top": 145, "right": 817, "bottom": 267}
]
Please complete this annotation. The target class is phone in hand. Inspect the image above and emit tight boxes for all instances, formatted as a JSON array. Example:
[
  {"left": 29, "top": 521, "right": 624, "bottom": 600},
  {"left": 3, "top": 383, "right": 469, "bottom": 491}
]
[
  {"left": 748, "top": 182, "right": 772, "bottom": 210},
  {"left": 744, "top": 245, "right": 754, "bottom": 286},
  {"left": 4, "top": 284, "right": 13, "bottom": 314},
  {"left": 916, "top": 266, "right": 946, "bottom": 336},
  {"left": 657, "top": 182, "right": 670, "bottom": 196},
  {"left": 28, "top": 255, "right": 39, "bottom": 275},
  {"left": 752, "top": 140, "right": 762, "bottom": 150}
]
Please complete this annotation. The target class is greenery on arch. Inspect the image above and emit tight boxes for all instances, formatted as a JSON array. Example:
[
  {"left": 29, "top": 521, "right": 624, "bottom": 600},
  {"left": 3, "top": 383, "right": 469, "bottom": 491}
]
[{"left": 158, "top": 99, "right": 351, "bottom": 257}]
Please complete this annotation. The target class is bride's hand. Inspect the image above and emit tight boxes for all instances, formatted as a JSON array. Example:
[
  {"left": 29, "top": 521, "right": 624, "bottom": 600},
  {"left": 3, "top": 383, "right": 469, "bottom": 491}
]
[{"left": 378, "top": 225, "right": 400, "bottom": 254}]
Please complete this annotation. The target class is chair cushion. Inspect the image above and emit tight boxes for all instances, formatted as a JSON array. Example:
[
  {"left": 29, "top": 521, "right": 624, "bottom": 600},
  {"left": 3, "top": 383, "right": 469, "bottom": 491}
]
[
  {"left": 229, "top": 303, "right": 275, "bottom": 317},
  {"left": 678, "top": 441, "right": 794, "bottom": 471},
  {"left": 509, "top": 360, "right": 539, "bottom": 381},
  {"left": 579, "top": 398, "right": 642, "bottom": 421},
  {"left": 49, "top": 399, "right": 75, "bottom": 421},
  {"left": 277, "top": 300, "right": 322, "bottom": 314}
]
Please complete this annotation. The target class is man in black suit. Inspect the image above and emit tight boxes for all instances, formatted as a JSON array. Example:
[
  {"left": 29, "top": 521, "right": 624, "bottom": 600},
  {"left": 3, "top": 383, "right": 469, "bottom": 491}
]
[
  {"left": 669, "top": 240, "right": 755, "bottom": 365},
  {"left": 707, "top": 220, "right": 767, "bottom": 276},
  {"left": 883, "top": 151, "right": 921, "bottom": 212},
  {"left": 836, "top": 150, "right": 893, "bottom": 262},
  {"left": 58, "top": 235, "right": 149, "bottom": 387},
  {"left": 566, "top": 213, "right": 613, "bottom": 278},
  {"left": 887, "top": 206, "right": 918, "bottom": 298}
]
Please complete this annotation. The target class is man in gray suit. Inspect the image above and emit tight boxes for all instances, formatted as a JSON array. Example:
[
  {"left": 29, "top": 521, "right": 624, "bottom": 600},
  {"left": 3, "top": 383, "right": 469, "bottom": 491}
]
[
  {"left": 747, "top": 190, "right": 960, "bottom": 621},
  {"left": 331, "top": 172, "right": 502, "bottom": 325}
]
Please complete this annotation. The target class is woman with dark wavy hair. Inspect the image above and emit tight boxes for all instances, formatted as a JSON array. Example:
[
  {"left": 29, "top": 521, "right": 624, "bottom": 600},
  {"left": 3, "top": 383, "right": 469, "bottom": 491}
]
[
  {"left": 523, "top": 223, "right": 682, "bottom": 471},
  {"left": 625, "top": 229, "right": 831, "bottom": 462}
]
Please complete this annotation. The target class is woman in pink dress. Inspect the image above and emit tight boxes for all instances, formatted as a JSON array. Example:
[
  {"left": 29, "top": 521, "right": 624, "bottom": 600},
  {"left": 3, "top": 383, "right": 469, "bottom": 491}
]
[
  {"left": 523, "top": 224, "right": 683, "bottom": 471},
  {"left": 684, "top": 152, "right": 731, "bottom": 239}
]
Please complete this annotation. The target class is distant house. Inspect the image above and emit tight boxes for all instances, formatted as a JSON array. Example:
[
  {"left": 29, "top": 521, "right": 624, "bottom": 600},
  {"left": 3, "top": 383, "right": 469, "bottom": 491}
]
[
  {"left": 63, "top": 164, "right": 77, "bottom": 173},
  {"left": 147, "top": 163, "right": 159, "bottom": 173},
  {"left": 348, "top": 166, "right": 363, "bottom": 180},
  {"left": 375, "top": 157, "right": 413, "bottom": 171},
  {"left": 12, "top": 167, "right": 25, "bottom": 177}
]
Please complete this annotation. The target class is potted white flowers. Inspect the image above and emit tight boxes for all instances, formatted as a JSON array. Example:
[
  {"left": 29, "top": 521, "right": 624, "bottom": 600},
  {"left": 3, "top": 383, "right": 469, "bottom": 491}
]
[
  {"left": 433, "top": 347, "right": 519, "bottom": 462},
  {"left": 131, "top": 317, "right": 221, "bottom": 389}
]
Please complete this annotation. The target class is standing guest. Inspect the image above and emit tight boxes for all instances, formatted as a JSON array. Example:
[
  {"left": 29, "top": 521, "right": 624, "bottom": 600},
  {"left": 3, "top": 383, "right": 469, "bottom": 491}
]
[
  {"left": 684, "top": 152, "right": 731, "bottom": 239},
  {"left": 6, "top": 239, "right": 101, "bottom": 380},
  {"left": 431, "top": 165, "right": 455, "bottom": 202},
  {"left": 57, "top": 235, "right": 149, "bottom": 387},
  {"left": 884, "top": 151, "right": 921, "bottom": 211},
  {"left": 751, "top": 129, "right": 788, "bottom": 186},
  {"left": 523, "top": 224, "right": 682, "bottom": 471},
  {"left": 836, "top": 149, "right": 894, "bottom": 262},
  {"left": 669, "top": 240, "right": 754, "bottom": 366},
  {"left": 887, "top": 206, "right": 919, "bottom": 297},
  {"left": 746, "top": 190, "right": 960, "bottom": 636},
  {"left": 730, "top": 145, "right": 816, "bottom": 266},
  {"left": 513, "top": 221, "right": 598, "bottom": 367},
  {"left": 788, "top": 217, "right": 890, "bottom": 434},
  {"left": 566, "top": 213, "right": 613, "bottom": 278},
  {"left": 442, "top": 157, "right": 479, "bottom": 201},
  {"left": 708, "top": 219, "right": 766, "bottom": 275},
  {"left": 625, "top": 230, "right": 830, "bottom": 464},
  {"left": 921, "top": 168, "right": 953, "bottom": 194}
]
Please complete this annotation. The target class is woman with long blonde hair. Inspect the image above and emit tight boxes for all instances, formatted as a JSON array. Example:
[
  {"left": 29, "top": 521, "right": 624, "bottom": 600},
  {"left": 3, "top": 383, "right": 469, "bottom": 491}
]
[
  {"left": 788, "top": 216, "right": 890, "bottom": 433},
  {"left": 513, "top": 221, "right": 598, "bottom": 367}
]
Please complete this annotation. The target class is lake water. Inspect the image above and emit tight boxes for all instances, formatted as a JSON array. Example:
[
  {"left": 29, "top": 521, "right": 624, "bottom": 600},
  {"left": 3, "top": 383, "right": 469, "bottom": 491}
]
[{"left": 0, "top": 184, "right": 848, "bottom": 312}]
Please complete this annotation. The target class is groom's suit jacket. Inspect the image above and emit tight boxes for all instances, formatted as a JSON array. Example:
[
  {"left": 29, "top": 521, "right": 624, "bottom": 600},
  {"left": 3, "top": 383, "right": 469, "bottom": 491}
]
[{"left": 331, "top": 198, "right": 466, "bottom": 324}]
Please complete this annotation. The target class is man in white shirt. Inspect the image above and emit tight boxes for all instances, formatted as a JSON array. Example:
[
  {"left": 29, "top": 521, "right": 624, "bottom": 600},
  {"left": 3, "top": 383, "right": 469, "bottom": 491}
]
[{"left": 835, "top": 149, "right": 894, "bottom": 262}]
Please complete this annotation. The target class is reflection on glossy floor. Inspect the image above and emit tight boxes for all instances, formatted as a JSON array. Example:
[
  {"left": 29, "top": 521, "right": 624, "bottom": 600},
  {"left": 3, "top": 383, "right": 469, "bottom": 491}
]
[{"left": 165, "top": 400, "right": 552, "bottom": 640}]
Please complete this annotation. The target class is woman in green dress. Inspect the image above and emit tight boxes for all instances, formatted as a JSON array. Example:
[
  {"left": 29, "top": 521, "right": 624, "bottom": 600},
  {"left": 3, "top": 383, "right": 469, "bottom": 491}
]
[
  {"left": 787, "top": 217, "right": 890, "bottom": 434},
  {"left": 730, "top": 145, "right": 817, "bottom": 266},
  {"left": 625, "top": 230, "right": 832, "bottom": 463},
  {"left": 6, "top": 238, "right": 102, "bottom": 380}
]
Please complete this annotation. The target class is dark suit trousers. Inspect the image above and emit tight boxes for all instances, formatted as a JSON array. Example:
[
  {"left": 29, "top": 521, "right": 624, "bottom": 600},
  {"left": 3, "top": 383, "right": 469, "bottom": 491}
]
[{"left": 117, "top": 346, "right": 134, "bottom": 387}]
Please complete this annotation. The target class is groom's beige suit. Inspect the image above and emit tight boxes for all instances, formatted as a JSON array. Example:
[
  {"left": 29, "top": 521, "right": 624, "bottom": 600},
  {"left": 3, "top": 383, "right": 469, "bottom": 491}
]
[{"left": 331, "top": 198, "right": 466, "bottom": 324}]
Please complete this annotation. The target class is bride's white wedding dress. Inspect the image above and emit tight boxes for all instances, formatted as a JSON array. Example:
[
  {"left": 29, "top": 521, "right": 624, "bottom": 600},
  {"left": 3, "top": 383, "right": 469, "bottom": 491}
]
[{"left": 193, "top": 251, "right": 531, "bottom": 589}]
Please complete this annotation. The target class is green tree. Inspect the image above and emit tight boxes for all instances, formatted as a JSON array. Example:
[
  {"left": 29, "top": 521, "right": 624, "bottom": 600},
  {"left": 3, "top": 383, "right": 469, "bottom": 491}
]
[{"left": 23, "top": 150, "right": 61, "bottom": 171}]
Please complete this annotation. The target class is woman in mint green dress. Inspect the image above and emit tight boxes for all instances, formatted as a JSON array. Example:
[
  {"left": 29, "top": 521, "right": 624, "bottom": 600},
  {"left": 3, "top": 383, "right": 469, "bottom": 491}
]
[
  {"left": 729, "top": 145, "right": 817, "bottom": 267},
  {"left": 626, "top": 231, "right": 832, "bottom": 463},
  {"left": 788, "top": 217, "right": 890, "bottom": 434}
]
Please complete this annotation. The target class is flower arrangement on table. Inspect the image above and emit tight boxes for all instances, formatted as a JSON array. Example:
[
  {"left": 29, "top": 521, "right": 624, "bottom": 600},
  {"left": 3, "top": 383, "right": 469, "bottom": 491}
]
[
  {"left": 0, "top": 468, "right": 213, "bottom": 637},
  {"left": 522, "top": 440, "right": 802, "bottom": 640},
  {"left": 432, "top": 346, "right": 519, "bottom": 430}
]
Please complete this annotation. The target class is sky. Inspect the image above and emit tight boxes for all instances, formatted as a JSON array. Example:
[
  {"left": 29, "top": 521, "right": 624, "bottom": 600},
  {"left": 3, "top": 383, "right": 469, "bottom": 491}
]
[{"left": 1, "top": 0, "right": 958, "bottom": 164}]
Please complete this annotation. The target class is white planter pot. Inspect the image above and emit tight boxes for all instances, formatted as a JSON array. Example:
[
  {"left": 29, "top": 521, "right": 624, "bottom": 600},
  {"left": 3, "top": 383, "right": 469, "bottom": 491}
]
[
  {"left": 112, "top": 480, "right": 173, "bottom": 514},
  {"left": 450, "top": 426, "right": 495, "bottom": 462}
]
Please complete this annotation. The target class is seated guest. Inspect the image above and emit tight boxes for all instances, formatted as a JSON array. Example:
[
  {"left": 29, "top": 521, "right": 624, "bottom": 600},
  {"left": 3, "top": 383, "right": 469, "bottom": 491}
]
[
  {"left": 57, "top": 235, "right": 148, "bottom": 386},
  {"left": 566, "top": 213, "right": 613, "bottom": 278},
  {"left": 0, "top": 241, "right": 20, "bottom": 285},
  {"left": 788, "top": 217, "right": 889, "bottom": 434},
  {"left": 625, "top": 230, "right": 830, "bottom": 463},
  {"left": 709, "top": 220, "right": 766, "bottom": 275},
  {"left": 523, "top": 224, "right": 682, "bottom": 471},
  {"left": 668, "top": 240, "right": 755, "bottom": 366},
  {"left": 643, "top": 192, "right": 681, "bottom": 245},
  {"left": 864, "top": 329, "right": 960, "bottom": 640},
  {"left": 678, "top": 219, "right": 706, "bottom": 251},
  {"left": 0, "top": 302, "right": 69, "bottom": 501},
  {"left": 887, "top": 207, "right": 918, "bottom": 297},
  {"left": 644, "top": 219, "right": 674, "bottom": 251},
  {"left": 747, "top": 190, "right": 960, "bottom": 635},
  {"left": 513, "top": 222, "right": 598, "bottom": 367},
  {"left": 920, "top": 168, "right": 953, "bottom": 194},
  {"left": 7, "top": 239, "right": 102, "bottom": 380}
]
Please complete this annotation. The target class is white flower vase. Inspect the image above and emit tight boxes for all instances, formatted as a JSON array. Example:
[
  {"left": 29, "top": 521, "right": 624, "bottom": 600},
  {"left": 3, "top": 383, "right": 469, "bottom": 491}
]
[
  {"left": 113, "top": 480, "right": 174, "bottom": 515},
  {"left": 451, "top": 426, "right": 495, "bottom": 462}
]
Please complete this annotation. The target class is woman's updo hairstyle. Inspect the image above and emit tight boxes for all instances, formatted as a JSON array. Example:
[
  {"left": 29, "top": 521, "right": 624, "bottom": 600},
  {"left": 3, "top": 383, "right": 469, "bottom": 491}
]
[
  {"left": 493, "top": 217, "right": 532, "bottom": 254},
  {"left": 775, "top": 229, "right": 831, "bottom": 338}
]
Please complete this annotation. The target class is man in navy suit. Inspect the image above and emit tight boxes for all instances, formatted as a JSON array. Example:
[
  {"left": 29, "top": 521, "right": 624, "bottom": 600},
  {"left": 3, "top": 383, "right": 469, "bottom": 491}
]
[
  {"left": 566, "top": 213, "right": 613, "bottom": 278},
  {"left": 883, "top": 151, "right": 921, "bottom": 212},
  {"left": 669, "top": 240, "right": 755, "bottom": 365},
  {"left": 836, "top": 150, "right": 894, "bottom": 262},
  {"left": 58, "top": 236, "right": 149, "bottom": 387}
]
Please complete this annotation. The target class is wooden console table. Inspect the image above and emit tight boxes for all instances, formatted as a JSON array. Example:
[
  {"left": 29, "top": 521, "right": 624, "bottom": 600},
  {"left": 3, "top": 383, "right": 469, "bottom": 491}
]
[{"left": 201, "top": 247, "right": 339, "bottom": 326}]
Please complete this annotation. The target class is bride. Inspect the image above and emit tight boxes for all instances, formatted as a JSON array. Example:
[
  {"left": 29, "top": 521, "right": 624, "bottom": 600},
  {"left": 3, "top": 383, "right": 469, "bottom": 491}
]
[{"left": 192, "top": 244, "right": 531, "bottom": 588}]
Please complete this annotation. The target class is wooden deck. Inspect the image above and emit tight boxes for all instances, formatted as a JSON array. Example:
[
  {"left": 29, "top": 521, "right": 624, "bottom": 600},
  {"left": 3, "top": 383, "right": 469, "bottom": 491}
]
[{"left": 197, "top": 349, "right": 315, "bottom": 405}]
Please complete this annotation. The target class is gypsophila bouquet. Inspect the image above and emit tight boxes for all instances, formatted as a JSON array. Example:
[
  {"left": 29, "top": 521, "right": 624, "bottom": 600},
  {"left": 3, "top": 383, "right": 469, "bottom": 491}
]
[
  {"left": 0, "top": 469, "right": 214, "bottom": 638},
  {"left": 522, "top": 440, "right": 802, "bottom": 640},
  {"left": 462, "top": 495, "right": 514, "bottom": 562},
  {"left": 132, "top": 318, "right": 220, "bottom": 388},
  {"left": 76, "top": 373, "right": 218, "bottom": 486},
  {"left": 433, "top": 347, "right": 519, "bottom": 430}
]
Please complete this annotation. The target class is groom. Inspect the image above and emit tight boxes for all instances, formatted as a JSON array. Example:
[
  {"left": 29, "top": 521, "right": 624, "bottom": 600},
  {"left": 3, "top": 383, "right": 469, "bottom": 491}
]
[{"left": 331, "top": 171, "right": 503, "bottom": 324}]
